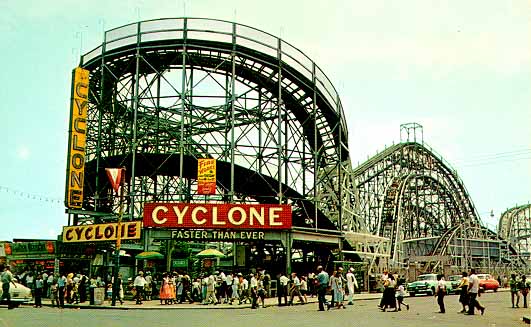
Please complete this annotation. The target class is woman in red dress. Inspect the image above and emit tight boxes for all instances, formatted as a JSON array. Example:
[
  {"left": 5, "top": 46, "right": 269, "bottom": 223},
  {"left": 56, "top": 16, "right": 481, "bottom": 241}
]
[{"left": 159, "top": 273, "right": 172, "bottom": 304}]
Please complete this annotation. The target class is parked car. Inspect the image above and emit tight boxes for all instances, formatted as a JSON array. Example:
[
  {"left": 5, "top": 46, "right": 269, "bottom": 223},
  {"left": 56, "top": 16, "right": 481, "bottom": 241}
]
[
  {"left": 0, "top": 281, "right": 32, "bottom": 307},
  {"left": 477, "top": 274, "right": 499, "bottom": 292},
  {"left": 407, "top": 273, "right": 454, "bottom": 297}
]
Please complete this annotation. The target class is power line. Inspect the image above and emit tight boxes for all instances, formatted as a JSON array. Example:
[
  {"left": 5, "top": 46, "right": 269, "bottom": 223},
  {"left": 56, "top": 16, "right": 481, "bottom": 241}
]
[
  {"left": 451, "top": 148, "right": 531, "bottom": 166},
  {"left": 0, "top": 185, "right": 63, "bottom": 205},
  {"left": 454, "top": 155, "right": 531, "bottom": 168}
]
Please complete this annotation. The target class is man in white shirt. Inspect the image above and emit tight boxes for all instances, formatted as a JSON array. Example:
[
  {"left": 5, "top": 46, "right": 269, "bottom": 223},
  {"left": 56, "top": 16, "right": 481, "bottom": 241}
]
[
  {"left": 289, "top": 272, "right": 305, "bottom": 305},
  {"left": 133, "top": 271, "right": 146, "bottom": 304},
  {"left": 238, "top": 274, "right": 249, "bottom": 304},
  {"left": 46, "top": 273, "right": 54, "bottom": 298},
  {"left": 346, "top": 268, "right": 358, "bottom": 305},
  {"left": 225, "top": 272, "right": 233, "bottom": 303},
  {"left": 42, "top": 272, "right": 48, "bottom": 298},
  {"left": 206, "top": 272, "right": 218, "bottom": 305},
  {"left": 278, "top": 273, "right": 289, "bottom": 306},
  {"left": 230, "top": 273, "right": 240, "bottom": 304},
  {"left": 217, "top": 271, "right": 227, "bottom": 304},
  {"left": 435, "top": 274, "right": 446, "bottom": 313},
  {"left": 467, "top": 269, "right": 485, "bottom": 315},
  {"left": 1, "top": 267, "right": 16, "bottom": 309}
]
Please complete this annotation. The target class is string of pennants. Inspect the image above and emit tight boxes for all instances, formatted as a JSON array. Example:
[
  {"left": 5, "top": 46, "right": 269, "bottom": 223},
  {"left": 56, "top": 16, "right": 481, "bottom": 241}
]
[{"left": 0, "top": 185, "right": 62, "bottom": 204}]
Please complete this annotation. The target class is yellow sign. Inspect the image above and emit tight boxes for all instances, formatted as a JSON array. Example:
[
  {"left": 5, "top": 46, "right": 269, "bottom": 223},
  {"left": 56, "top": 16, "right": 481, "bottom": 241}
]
[
  {"left": 62, "top": 221, "right": 142, "bottom": 243},
  {"left": 197, "top": 159, "right": 216, "bottom": 195},
  {"left": 65, "top": 67, "right": 89, "bottom": 208}
]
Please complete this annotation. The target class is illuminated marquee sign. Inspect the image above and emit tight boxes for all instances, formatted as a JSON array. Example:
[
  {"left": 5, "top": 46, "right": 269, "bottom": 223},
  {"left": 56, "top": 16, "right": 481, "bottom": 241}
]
[
  {"left": 65, "top": 67, "right": 89, "bottom": 208},
  {"left": 143, "top": 203, "right": 292, "bottom": 229},
  {"left": 62, "top": 221, "right": 142, "bottom": 243}
]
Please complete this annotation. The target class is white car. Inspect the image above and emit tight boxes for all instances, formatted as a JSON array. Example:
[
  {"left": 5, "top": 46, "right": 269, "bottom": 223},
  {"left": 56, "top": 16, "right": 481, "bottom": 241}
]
[{"left": 0, "top": 281, "right": 32, "bottom": 307}]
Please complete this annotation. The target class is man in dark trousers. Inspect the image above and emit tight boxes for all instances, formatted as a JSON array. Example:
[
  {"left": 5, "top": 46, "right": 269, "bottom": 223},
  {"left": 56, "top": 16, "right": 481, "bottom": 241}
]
[
  {"left": 467, "top": 269, "right": 485, "bottom": 315},
  {"left": 1, "top": 266, "right": 17, "bottom": 309},
  {"left": 277, "top": 272, "right": 289, "bottom": 306},
  {"left": 435, "top": 274, "right": 446, "bottom": 313},
  {"left": 316, "top": 266, "right": 329, "bottom": 311}
]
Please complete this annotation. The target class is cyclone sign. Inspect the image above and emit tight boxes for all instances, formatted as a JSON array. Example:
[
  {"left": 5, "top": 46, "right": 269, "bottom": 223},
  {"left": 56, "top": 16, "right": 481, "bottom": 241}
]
[
  {"left": 143, "top": 203, "right": 292, "bottom": 229},
  {"left": 62, "top": 221, "right": 142, "bottom": 243},
  {"left": 65, "top": 67, "right": 89, "bottom": 208}
]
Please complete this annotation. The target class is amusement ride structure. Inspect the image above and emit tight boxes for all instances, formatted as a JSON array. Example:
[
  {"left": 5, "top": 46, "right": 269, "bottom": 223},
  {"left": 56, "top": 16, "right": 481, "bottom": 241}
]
[
  {"left": 66, "top": 18, "right": 528, "bottom": 278},
  {"left": 499, "top": 204, "right": 531, "bottom": 268}
]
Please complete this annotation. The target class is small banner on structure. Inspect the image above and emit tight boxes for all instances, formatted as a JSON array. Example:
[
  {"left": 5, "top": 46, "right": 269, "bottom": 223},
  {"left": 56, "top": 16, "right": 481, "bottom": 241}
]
[
  {"left": 197, "top": 158, "right": 216, "bottom": 195},
  {"left": 105, "top": 168, "right": 124, "bottom": 193}
]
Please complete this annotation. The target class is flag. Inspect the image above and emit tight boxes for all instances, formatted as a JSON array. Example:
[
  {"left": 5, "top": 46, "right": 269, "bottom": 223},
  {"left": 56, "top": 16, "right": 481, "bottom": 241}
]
[{"left": 105, "top": 168, "right": 124, "bottom": 193}]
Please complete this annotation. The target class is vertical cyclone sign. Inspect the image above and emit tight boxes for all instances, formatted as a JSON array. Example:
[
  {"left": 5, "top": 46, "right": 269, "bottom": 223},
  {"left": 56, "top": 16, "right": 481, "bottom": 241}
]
[
  {"left": 197, "top": 159, "right": 216, "bottom": 195},
  {"left": 65, "top": 67, "right": 89, "bottom": 208}
]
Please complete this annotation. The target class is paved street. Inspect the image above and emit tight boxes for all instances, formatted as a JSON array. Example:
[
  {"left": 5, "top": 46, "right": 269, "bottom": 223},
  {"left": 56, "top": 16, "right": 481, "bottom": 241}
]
[{"left": 0, "top": 290, "right": 528, "bottom": 327}]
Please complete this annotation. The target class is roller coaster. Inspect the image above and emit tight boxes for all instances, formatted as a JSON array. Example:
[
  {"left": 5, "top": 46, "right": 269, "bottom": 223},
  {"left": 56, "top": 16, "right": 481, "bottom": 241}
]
[
  {"left": 499, "top": 204, "right": 531, "bottom": 270},
  {"left": 350, "top": 125, "right": 526, "bottom": 274},
  {"left": 67, "top": 18, "right": 527, "bottom": 276}
]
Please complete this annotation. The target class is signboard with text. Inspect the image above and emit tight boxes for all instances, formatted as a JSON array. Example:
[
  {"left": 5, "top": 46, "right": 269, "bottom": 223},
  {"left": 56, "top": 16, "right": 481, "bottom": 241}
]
[
  {"left": 8, "top": 241, "right": 55, "bottom": 256},
  {"left": 171, "top": 229, "right": 267, "bottom": 241},
  {"left": 197, "top": 159, "right": 216, "bottom": 195},
  {"left": 65, "top": 67, "right": 90, "bottom": 208},
  {"left": 62, "top": 221, "right": 142, "bottom": 243},
  {"left": 143, "top": 203, "right": 292, "bottom": 229}
]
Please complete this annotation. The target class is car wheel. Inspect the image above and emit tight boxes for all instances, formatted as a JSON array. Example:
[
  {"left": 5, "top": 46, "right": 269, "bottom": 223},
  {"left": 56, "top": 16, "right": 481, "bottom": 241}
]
[
  {"left": 493, "top": 288, "right": 498, "bottom": 292},
  {"left": 429, "top": 287, "right": 435, "bottom": 296},
  {"left": 409, "top": 292, "right": 415, "bottom": 297}
]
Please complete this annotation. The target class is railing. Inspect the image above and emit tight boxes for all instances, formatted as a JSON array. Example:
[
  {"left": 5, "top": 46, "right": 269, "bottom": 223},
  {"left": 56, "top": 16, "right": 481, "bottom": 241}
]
[{"left": 80, "top": 17, "right": 346, "bottom": 134}]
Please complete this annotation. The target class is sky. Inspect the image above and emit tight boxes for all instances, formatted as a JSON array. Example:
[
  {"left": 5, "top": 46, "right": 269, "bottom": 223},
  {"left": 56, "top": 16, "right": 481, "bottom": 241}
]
[{"left": 0, "top": 0, "right": 529, "bottom": 241}]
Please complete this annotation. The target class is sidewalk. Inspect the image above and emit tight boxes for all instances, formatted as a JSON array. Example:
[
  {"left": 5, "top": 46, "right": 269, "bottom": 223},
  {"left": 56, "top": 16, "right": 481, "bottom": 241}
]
[
  {"left": 26, "top": 288, "right": 509, "bottom": 310},
  {"left": 26, "top": 292, "right": 382, "bottom": 310}
]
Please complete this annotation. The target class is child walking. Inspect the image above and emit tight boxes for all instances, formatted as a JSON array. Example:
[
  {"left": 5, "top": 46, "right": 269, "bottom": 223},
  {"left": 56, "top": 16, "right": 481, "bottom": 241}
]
[{"left": 396, "top": 281, "right": 409, "bottom": 311}]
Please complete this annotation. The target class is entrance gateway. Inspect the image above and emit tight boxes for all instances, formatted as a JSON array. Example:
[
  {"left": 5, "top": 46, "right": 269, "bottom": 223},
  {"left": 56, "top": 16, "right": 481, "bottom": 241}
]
[{"left": 144, "top": 202, "right": 343, "bottom": 275}]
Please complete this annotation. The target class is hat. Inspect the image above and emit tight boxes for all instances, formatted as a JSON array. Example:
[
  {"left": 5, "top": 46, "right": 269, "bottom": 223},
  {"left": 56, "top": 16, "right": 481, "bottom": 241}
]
[
  {"left": 138, "top": 271, "right": 143, "bottom": 275},
  {"left": 349, "top": 268, "right": 354, "bottom": 272},
  {"left": 338, "top": 267, "right": 344, "bottom": 271}
]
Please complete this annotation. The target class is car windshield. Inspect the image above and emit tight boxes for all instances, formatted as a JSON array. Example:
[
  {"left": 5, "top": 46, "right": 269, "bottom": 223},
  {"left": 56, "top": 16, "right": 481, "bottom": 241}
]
[
  {"left": 448, "top": 275, "right": 460, "bottom": 281},
  {"left": 477, "top": 274, "right": 488, "bottom": 279},
  {"left": 418, "top": 275, "right": 436, "bottom": 281}
]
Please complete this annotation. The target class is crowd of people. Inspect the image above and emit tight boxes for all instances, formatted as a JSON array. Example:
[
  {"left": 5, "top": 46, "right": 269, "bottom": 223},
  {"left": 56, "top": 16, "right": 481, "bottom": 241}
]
[
  {"left": 113, "top": 266, "right": 359, "bottom": 310},
  {"left": 0, "top": 266, "right": 123, "bottom": 309},
  {"left": 2, "top": 264, "right": 529, "bottom": 314},
  {"left": 314, "top": 266, "right": 360, "bottom": 311},
  {"left": 131, "top": 269, "right": 304, "bottom": 309},
  {"left": 508, "top": 273, "right": 530, "bottom": 308},
  {"left": 375, "top": 268, "right": 489, "bottom": 315},
  {"left": 373, "top": 268, "right": 531, "bottom": 316}
]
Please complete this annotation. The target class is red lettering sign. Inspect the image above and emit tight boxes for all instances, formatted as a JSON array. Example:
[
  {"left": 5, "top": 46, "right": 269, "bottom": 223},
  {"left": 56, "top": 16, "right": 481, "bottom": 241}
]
[{"left": 143, "top": 203, "right": 292, "bottom": 229}]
